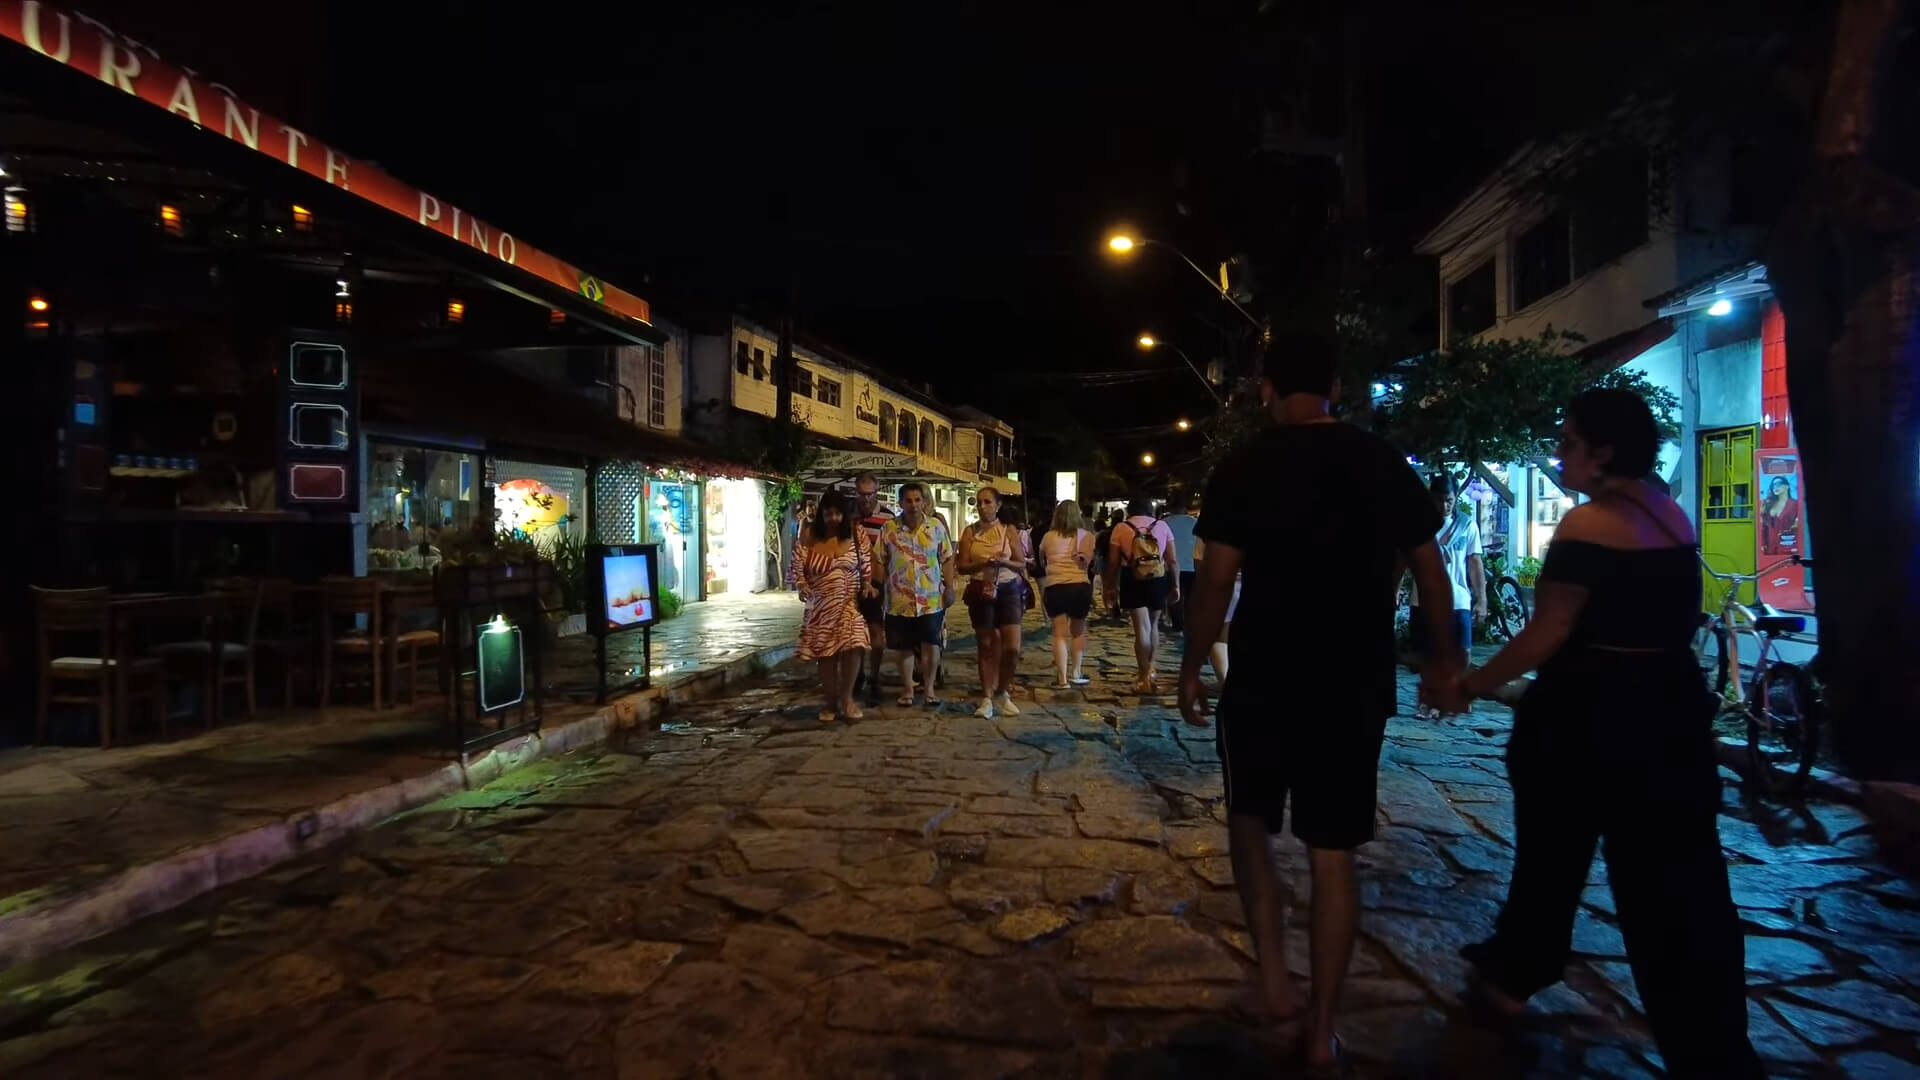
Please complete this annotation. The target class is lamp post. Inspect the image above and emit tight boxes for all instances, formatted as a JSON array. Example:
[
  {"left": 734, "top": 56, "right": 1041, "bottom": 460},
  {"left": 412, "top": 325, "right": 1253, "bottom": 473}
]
[
  {"left": 1136, "top": 334, "right": 1223, "bottom": 405},
  {"left": 1106, "top": 231, "right": 1263, "bottom": 333},
  {"left": 1140, "top": 452, "right": 1156, "bottom": 467}
]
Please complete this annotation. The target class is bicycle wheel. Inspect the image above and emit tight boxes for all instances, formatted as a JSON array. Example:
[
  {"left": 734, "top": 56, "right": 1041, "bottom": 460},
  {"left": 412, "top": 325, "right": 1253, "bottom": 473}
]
[
  {"left": 1746, "top": 662, "right": 1818, "bottom": 798},
  {"left": 1691, "top": 622, "right": 1730, "bottom": 697},
  {"left": 1490, "top": 577, "right": 1528, "bottom": 640}
]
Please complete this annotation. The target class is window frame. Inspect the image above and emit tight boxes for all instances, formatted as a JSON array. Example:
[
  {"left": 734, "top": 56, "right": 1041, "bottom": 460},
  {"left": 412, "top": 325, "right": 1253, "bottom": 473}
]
[{"left": 1445, "top": 257, "right": 1498, "bottom": 339}]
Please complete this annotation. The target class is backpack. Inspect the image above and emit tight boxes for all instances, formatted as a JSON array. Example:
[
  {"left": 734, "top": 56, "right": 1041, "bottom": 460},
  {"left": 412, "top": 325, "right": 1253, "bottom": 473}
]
[{"left": 1123, "top": 518, "right": 1167, "bottom": 581}]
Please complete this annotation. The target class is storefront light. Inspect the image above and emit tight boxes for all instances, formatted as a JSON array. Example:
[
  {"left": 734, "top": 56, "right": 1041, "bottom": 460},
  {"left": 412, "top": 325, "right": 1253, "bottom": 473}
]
[
  {"left": 1707, "top": 298, "right": 1733, "bottom": 317},
  {"left": 159, "top": 204, "right": 183, "bottom": 236},
  {"left": 446, "top": 299, "right": 465, "bottom": 325},
  {"left": 28, "top": 296, "right": 48, "bottom": 313},
  {"left": 4, "top": 186, "right": 28, "bottom": 233},
  {"left": 291, "top": 204, "right": 313, "bottom": 231},
  {"left": 335, "top": 278, "right": 351, "bottom": 298}
]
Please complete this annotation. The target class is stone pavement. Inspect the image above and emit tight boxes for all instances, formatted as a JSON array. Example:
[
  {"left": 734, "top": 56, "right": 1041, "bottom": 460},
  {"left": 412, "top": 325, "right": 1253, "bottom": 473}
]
[
  {"left": 0, "top": 590, "right": 801, "bottom": 967},
  {"left": 1, "top": 610, "right": 1915, "bottom": 1078}
]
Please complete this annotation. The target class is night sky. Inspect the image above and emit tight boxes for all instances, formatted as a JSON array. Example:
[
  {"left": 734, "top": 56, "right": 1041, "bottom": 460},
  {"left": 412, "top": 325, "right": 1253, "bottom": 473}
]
[{"left": 78, "top": 0, "right": 1759, "bottom": 461}]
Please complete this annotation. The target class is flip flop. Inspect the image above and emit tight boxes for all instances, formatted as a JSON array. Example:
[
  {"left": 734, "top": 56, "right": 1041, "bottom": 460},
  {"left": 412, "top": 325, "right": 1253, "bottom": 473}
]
[
  {"left": 818, "top": 710, "right": 837, "bottom": 724},
  {"left": 897, "top": 693, "right": 917, "bottom": 707},
  {"left": 843, "top": 704, "right": 865, "bottom": 720}
]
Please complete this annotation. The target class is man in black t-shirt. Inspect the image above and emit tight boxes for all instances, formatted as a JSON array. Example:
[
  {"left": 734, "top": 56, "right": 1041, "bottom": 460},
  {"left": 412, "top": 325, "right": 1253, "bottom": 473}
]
[{"left": 1178, "top": 335, "right": 1462, "bottom": 1071}]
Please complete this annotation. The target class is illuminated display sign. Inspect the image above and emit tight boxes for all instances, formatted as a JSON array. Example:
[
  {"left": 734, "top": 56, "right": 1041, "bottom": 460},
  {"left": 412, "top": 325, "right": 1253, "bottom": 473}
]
[{"left": 0, "top": 1, "right": 651, "bottom": 325}]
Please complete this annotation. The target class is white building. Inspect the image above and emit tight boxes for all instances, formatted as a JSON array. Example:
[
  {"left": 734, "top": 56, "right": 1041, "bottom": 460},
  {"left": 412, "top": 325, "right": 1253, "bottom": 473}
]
[
  {"left": 1418, "top": 129, "right": 1814, "bottom": 654},
  {"left": 685, "top": 315, "right": 1018, "bottom": 528}
]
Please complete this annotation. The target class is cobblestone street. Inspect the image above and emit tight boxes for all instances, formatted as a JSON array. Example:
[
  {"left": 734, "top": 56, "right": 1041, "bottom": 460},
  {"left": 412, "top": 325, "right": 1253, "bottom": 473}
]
[{"left": 1, "top": 613, "right": 1915, "bottom": 1079}]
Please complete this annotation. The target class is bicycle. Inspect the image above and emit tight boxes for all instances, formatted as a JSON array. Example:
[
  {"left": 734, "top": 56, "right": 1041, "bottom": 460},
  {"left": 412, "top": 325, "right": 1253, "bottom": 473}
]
[
  {"left": 1479, "top": 553, "right": 1531, "bottom": 643},
  {"left": 1693, "top": 554, "right": 1820, "bottom": 797}
]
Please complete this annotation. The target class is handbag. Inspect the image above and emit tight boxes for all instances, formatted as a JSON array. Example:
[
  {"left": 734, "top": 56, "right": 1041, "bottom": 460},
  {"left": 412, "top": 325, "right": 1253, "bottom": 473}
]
[{"left": 963, "top": 523, "right": 1007, "bottom": 606}]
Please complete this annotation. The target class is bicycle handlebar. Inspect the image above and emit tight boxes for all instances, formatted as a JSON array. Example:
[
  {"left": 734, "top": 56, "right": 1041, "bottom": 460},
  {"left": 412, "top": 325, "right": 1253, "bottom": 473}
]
[{"left": 1698, "top": 552, "right": 1801, "bottom": 583}]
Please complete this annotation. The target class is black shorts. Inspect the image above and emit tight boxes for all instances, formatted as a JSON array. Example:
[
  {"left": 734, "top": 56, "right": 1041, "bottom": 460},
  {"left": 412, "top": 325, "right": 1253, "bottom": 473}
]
[
  {"left": 1119, "top": 574, "right": 1172, "bottom": 613},
  {"left": 1044, "top": 582, "right": 1094, "bottom": 619},
  {"left": 857, "top": 592, "right": 885, "bottom": 625},
  {"left": 1215, "top": 680, "right": 1390, "bottom": 850},
  {"left": 967, "top": 580, "right": 1023, "bottom": 630},
  {"left": 1410, "top": 606, "right": 1473, "bottom": 655},
  {"left": 885, "top": 610, "right": 945, "bottom": 650}
]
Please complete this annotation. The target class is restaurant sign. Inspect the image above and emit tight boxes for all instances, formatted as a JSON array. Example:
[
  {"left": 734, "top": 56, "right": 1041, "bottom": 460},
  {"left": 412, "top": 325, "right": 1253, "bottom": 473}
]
[{"left": 0, "top": 1, "right": 651, "bottom": 325}]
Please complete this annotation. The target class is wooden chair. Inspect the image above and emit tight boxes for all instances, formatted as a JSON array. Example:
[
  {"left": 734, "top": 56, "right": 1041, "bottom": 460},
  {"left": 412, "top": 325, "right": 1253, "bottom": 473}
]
[
  {"left": 31, "top": 586, "right": 165, "bottom": 747},
  {"left": 383, "top": 589, "right": 442, "bottom": 706},
  {"left": 320, "top": 576, "right": 385, "bottom": 708},
  {"left": 152, "top": 579, "right": 262, "bottom": 727},
  {"left": 252, "top": 579, "right": 317, "bottom": 708}
]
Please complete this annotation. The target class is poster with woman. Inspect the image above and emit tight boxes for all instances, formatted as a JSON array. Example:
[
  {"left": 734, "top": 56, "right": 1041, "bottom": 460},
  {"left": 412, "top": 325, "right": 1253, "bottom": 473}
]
[{"left": 1755, "top": 449, "right": 1812, "bottom": 611}]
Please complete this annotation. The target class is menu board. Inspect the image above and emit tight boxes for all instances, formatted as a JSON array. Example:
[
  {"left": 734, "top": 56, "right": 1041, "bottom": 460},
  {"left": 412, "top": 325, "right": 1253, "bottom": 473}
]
[{"left": 601, "top": 548, "right": 658, "bottom": 630}]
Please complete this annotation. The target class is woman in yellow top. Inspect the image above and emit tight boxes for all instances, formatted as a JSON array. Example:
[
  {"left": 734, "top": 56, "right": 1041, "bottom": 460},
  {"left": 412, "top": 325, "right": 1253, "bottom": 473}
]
[{"left": 956, "top": 486, "right": 1025, "bottom": 719}]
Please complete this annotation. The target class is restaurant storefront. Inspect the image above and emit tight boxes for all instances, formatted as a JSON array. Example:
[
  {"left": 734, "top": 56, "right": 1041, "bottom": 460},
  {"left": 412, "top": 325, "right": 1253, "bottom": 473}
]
[{"left": 0, "top": 2, "right": 716, "bottom": 742}]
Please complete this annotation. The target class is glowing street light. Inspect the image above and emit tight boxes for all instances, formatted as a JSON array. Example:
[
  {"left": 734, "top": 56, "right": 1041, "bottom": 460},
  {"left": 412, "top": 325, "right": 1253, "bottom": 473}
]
[
  {"left": 1136, "top": 333, "right": 1223, "bottom": 405},
  {"left": 1175, "top": 418, "right": 1192, "bottom": 432},
  {"left": 1102, "top": 227, "right": 1262, "bottom": 332},
  {"left": 1140, "top": 452, "right": 1156, "bottom": 467}
]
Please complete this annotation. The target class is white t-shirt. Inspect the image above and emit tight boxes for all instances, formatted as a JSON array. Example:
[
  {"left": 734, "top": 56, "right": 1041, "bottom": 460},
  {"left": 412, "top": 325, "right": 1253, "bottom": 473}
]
[
  {"left": 1412, "top": 510, "right": 1483, "bottom": 611},
  {"left": 1039, "top": 528, "right": 1094, "bottom": 586}
]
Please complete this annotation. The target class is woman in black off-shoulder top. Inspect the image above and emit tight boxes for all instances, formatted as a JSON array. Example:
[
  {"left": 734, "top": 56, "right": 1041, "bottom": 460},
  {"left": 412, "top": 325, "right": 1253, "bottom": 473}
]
[{"left": 1449, "top": 390, "right": 1762, "bottom": 1077}]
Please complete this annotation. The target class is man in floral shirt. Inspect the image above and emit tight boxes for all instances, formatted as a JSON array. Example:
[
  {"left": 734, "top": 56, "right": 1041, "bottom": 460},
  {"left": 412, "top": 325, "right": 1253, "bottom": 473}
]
[{"left": 875, "top": 481, "right": 955, "bottom": 707}]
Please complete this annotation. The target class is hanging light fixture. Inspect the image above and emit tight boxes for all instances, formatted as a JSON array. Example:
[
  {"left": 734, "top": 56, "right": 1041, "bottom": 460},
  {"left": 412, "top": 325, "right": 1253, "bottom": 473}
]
[{"left": 4, "top": 186, "right": 29, "bottom": 233}]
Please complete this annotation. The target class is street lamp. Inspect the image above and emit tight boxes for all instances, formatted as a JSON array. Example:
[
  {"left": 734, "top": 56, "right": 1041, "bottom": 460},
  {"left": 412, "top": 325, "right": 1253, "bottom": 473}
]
[
  {"left": 1175, "top": 418, "right": 1192, "bottom": 432},
  {"left": 1140, "top": 452, "right": 1156, "bottom": 467},
  {"left": 1104, "top": 229, "right": 1262, "bottom": 332},
  {"left": 1136, "top": 333, "right": 1224, "bottom": 405}
]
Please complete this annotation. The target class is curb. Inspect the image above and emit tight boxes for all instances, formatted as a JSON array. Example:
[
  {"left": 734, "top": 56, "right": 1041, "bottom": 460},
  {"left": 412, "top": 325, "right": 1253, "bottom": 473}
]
[{"left": 0, "top": 638, "right": 798, "bottom": 969}]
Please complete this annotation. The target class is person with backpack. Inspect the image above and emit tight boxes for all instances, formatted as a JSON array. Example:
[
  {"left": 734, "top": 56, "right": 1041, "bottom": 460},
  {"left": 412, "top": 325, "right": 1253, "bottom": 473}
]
[{"left": 1106, "top": 494, "right": 1180, "bottom": 693}]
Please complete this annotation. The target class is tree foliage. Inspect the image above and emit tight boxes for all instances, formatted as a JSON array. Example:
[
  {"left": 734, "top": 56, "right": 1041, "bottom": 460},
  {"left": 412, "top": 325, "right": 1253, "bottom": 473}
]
[{"left": 1374, "top": 328, "right": 1679, "bottom": 469}]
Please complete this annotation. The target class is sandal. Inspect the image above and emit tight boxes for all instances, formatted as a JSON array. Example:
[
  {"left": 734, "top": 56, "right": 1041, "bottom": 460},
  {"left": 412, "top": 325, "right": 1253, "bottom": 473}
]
[
  {"left": 897, "top": 693, "right": 917, "bottom": 707},
  {"left": 818, "top": 710, "right": 837, "bottom": 724},
  {"left": 843, "top": 703, "right": 865, "bottom": 720}
]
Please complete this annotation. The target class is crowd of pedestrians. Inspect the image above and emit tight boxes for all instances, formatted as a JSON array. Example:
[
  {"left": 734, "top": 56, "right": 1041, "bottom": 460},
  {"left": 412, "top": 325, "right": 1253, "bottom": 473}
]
[{"left": 785, "top": 345, "right": 1760, "bottom": 1074}]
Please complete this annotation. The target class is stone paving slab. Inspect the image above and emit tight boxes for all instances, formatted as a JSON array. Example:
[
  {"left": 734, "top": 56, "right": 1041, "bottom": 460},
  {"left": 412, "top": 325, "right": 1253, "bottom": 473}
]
[
  {"left": 0, "top": 591, "right": 801, "bottom": 968},
  {"left": 0, "top": 609, "right": 1916, "bottom": 1078}
]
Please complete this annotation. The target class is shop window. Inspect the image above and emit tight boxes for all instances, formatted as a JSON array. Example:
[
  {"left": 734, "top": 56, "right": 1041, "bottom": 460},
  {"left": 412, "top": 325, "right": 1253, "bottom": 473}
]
[
  {"left": 735, "top": 340, "right": 750, "bottom": 375},
  {"left": 1447, "top": 260, "right": 1496, "bottom": 339},
  {"left": 919, "top": 419, "right": 935, "bottom": 455},
  {"left": 1512, "top": 209, "right": 1570, "bottom": 311},
  {"left": 898, "top": 410, "right": 916, "bottom": 449},
  {"left": 646, "top": 345, "right": 668, "bottom": 428},
  {"left": 492, "top": 459, "right": 587, "bottom": 550},
  {"left": 816, "top": 377, "right": 841, "bottom": 407},
  {"left": 792, "top": 365, "right": 813, "bottom": 399},
  {"left": 879, "top": 402, "right": 895, "bottom": 443},
  {"left": 368, "top": 443, "right": 480, "bottom": 571},
  {"left": 937, "top": 426, "right": 952, "bottom": 461},
  {"left": 751, "top": 348, "right": 766, "bottom": 381}
]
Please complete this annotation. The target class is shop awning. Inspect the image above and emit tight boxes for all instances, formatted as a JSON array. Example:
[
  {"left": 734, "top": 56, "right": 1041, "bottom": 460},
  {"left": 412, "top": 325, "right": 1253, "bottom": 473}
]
[
  {"left": 365, "top": 350, "right": 759, "bottom": 477},
  {"left": 1579, "top": 318, "right": 1675, "bottom": 374}
]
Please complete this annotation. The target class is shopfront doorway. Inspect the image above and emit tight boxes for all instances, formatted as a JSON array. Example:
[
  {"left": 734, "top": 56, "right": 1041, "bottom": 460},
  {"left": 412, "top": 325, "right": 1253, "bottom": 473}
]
[
  {"left": 1699, "top": 425, "right": 1758, "bottom": 608},
  {"left": 643, "top": 479, "right": 701, "bottom": 602}
]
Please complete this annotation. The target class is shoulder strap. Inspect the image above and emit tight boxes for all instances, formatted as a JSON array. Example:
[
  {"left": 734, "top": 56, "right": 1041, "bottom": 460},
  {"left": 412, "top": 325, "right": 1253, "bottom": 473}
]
[{"left": 1608, "top": 488, "right": 1695, "bottom": 549}]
